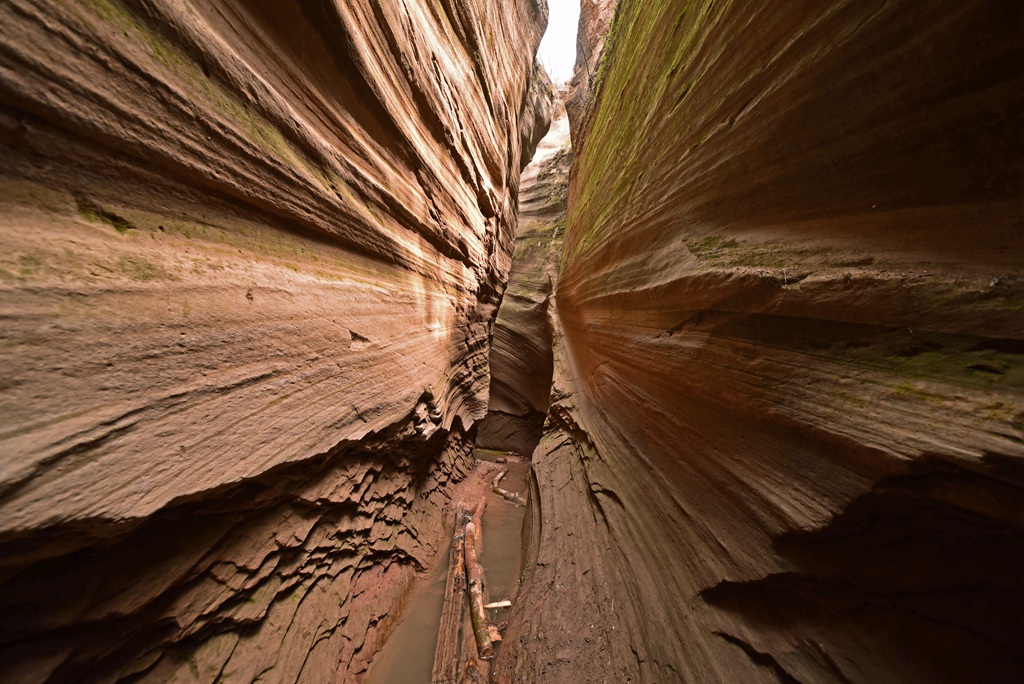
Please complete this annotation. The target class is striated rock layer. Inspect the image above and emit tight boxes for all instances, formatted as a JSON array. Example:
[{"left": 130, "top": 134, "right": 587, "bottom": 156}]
[
  {"left": 563, "top": 0, "right": 614, "bottom": 147},
  {"left": 0, "top": 0, "right": 548, "bottom": 680},
  {"left": 477, "top": 91, "right": 570, "bottom": 455},
  {"left": 501, "top": 1, "right": 1023, "bottom": 683}
]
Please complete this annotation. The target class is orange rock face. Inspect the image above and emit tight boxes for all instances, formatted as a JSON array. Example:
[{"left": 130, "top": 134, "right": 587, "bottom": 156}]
[
  {"left": 499, "top": 1, "right": 1023, "bottom": 683},
  {"left": 0, "top": 0, "right": 548, "bottom": 680}
]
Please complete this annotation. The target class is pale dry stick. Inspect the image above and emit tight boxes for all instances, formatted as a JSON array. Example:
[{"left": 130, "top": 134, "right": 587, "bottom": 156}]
[
  {"left": 483, "top": 600, "right": 511, "bottom": 609},
  {"left": 430, "top": 502, "right": 466, "bottom": 684},
  {"left": 492, "top": 469, "right": 508, "bottom": 488}
]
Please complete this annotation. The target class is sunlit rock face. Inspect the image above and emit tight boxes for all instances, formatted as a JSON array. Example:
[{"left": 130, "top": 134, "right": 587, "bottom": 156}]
[
  {"left": 500, "top": 1, "right": 1023, "bottom": 683},
  {"left": 0, "top": 0, "right": 548, "bottom": 680},
  {"left": 477, "top": 93, "right": 570, "bottom": 455}
]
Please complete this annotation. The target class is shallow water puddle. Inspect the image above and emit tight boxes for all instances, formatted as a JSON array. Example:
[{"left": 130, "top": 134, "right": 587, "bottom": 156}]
[
  {"left": 476, "top": 451, "right": 531, "bottom": 634},
  {"left": 366, "top": 450, "right": 530, "bottom": 683}
]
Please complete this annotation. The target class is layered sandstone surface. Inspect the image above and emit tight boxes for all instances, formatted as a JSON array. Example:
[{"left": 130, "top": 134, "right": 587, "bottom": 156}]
[
  {"left": 562, "top": 0, "right": 614, "bottom": 146},
  {"left": 501, "top": 1, "right": 1024, "bottom": 683},
  {"left": 0, "top": 0, "right": 549, "bottom": 680},
  {"left": 477, "top": 93, "right": 569, "bottom": 455}
]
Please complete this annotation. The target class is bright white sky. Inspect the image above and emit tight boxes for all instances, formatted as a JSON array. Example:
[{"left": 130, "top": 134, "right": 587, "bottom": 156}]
[{"left": 536, "top": 0, "right": 580, "bottom": 84}]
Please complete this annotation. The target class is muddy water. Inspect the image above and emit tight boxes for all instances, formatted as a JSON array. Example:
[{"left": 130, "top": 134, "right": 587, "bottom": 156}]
[
  {"left": 364, "top": 543, "right": 451, "bottom": 683},
  {"left": 476, "top": 451, "right": 531, "bottom": 634},
  {"left": 366, "top": 450, "right": 530, "bottom": 683}
]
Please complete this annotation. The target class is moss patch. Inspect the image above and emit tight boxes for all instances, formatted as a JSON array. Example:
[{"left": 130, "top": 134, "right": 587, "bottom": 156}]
[
  {"left": 76, "top": 195, "right": 136, "bottom": 234},
  {"left": 0, "top": 178, "right": 74, "bottom": 214},
  {"left": 117, "top": 254, "right": 174, "bottom": 281}
]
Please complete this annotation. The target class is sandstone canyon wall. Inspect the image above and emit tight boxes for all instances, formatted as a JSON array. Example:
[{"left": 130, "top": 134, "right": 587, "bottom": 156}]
[
  {"left": 0, "top": 0, "right": 549, "bottom": 681},
  {"left": 562, "top": 0, "right": 613, "bottom": 147},
  {"left": 500, "top": 1, "right": 1024, "bottom": 682},
  {"left": 476, "top": 92, "right": 569, "bottom": 456}
]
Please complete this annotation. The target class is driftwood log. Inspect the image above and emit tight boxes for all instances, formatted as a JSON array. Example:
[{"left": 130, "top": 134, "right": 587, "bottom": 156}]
[
  {"left": 492, "top": 487, "right": 526, "bottom": 505},
  {"left": 463, "top": 519, "right": 492, "bottom": 659},
  {"left": 431, "top": 502, "right": 466, "bottom": 683},
  {"left": 491, "top": 468, "right": 526, "bottom": 505}
]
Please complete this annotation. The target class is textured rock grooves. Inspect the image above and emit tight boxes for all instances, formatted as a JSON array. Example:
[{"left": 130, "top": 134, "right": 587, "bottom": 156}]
[
  {"left": 0, "top": 0, "right": 549, "bottom": 681},
  {"left": 1, "top": 1, "right": 1022, "bottom": 683},
  {"left": 498, "top": 1, "right": 1024, "bottom": 683},
  {"left": 477, "top": 91, "right": 569, "bottom": 456}
]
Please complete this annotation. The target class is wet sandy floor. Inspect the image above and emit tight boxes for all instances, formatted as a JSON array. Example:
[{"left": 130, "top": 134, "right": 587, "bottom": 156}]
[{"left": 366, "top": 450, "right": 531, "bottom": 683}]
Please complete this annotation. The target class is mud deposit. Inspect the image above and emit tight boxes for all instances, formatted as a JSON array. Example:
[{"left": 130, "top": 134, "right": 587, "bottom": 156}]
[{"left": 366, "top": 450, "right": 530, "bottom": 682}]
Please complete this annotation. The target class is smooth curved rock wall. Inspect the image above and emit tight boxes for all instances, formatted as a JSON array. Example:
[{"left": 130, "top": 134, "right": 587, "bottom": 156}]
[
  {"left": 478, "top": 94, "right": 570, "bottom": 455},
  {"left": 0, "top": 0, "right": 548, "bottom": 680},
  {"left": 499, "top": 1, "right": 1023, "bottom": 682}
]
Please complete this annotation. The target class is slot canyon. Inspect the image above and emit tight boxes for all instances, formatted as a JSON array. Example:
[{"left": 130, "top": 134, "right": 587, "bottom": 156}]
[{"left": 0, "top": 0, "right": 1020, "bottom": 682}]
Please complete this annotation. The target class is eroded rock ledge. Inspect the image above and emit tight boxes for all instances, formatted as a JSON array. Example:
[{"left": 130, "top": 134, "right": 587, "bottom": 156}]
[
  {"left": 0, "top": 0, "right": 549, "bottom": 680},
  {"left": 500, "top": 1, "right": 1023, "bottom": 682}
]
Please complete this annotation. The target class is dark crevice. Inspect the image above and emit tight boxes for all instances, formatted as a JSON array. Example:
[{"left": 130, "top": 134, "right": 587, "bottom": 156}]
[
  {"left": 713, "top": 631, "right": 804, "bottom": 684},
  {"left": 702, "top": 459, "right": 1024, "bottom": 682}
]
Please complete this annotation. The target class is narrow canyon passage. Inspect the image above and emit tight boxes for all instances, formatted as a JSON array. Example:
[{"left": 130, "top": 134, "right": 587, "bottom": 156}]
[
  {"left": 0, "top": 1, "right": 1021, "bottom": 683},
  {"left": 365, "top": 96, "right": 571, "bottom": 682}
]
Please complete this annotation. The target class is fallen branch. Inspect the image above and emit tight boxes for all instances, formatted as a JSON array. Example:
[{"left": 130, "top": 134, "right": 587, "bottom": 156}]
[
  {"left": 431, "top": 503, "right": 466, "bottom": 684},
  {"left": 492, "top": 469, "right": 508, "bottom": 488},
  {"left": 463, "top": 520, "right": 492, "bottom": 659},
  {"left": 492, "top": 486, "right": 526, "bottom": 506}
]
